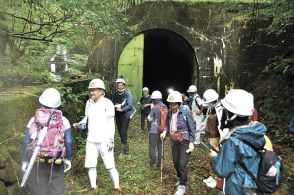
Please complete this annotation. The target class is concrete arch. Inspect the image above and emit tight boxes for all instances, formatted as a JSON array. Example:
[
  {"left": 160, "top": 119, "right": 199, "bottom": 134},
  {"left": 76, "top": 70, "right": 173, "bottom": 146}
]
[
  {"left": 88, "top": 2, "right": 252, "bottom": 96},
  {"left": 117, "top": 26, "right": 199, "bottom": 99}
]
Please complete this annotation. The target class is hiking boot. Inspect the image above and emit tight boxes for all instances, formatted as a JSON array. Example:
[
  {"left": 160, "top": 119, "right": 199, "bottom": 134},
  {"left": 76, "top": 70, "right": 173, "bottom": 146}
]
[
  {"left": 114, "top": 187, "right": 122, "bottom": 195},
  {"left": 121, "top": 143, "right": 129, "bottom": 155},
  {"left": 193, "top": 140, "right": 200, "bottom": 146},
  {"left": 174, "top": 185, "right": 186, "bottom": 195},
  {"left": 203, "top": 176, "right": 215, "bottom": 183},
  {"left": 150, "top": 164, "right": 157, "bottom": 170}
]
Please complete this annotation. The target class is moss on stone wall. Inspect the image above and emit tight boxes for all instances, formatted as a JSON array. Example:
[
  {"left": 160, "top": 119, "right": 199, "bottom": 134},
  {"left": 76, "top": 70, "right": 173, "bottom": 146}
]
[
  {"left": 0, "top": 86, "right": 45, "bottom": 166},
  {"left": 0, "top": 87, "right": 44, "bottom": 142}
]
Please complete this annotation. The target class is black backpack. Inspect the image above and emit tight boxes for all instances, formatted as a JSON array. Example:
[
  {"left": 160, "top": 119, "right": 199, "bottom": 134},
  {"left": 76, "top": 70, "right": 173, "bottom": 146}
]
[{"left": 236, "top": 137, "right": 283, "bottom": 194}]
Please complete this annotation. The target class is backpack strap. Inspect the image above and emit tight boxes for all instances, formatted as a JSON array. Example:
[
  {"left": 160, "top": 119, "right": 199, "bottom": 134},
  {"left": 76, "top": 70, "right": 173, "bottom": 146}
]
[
  {"left": 238, "top": 157, "right": 256, "bottom": 181},
  {"left": 194, "top": 95, "right": 201, "bottom": 110}
]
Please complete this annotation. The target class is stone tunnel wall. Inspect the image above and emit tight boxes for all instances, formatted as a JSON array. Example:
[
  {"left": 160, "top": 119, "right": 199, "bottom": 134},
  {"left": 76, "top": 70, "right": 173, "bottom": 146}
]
[{"left": 87, "top": 2, "right": 269, "bottom": 96}]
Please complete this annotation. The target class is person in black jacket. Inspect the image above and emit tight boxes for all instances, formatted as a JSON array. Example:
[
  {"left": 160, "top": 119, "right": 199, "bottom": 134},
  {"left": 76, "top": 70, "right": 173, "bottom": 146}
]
[
  {"left": 139, "top": 87, "right": 152, "bottom": 133},
  {"left": 112, "top": 78, "right": 134, "bottom": 156}
]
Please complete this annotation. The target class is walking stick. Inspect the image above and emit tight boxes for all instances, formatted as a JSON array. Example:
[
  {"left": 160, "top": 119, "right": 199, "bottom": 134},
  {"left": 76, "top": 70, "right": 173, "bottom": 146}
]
[
  {"left": 160, "top": 138, "right": 164, "bottom": 183},
  {"left": 21, "top": 111, "right": 56, "bottom": 187},
  {"left": 140, "top": 129, "right": 147, "bottom": 142}
]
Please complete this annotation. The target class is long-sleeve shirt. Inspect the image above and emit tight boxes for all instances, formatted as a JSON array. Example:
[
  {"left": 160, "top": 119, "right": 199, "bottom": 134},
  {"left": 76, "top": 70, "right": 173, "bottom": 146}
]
[
  {"left": 82, "top": 97, "right": 115, "bottom": 142},
  {"left": 112, "top": 91, "right": 133, "bottom": 118},
  {"left": 167, "top": 105, "right": 196, "bottom": 142}
]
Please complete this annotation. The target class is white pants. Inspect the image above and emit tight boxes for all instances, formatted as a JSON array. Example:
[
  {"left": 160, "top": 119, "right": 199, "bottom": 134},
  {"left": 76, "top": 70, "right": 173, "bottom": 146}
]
[
  {"left": 85, "top": 141, "right": 115, "bottom": 169},
  {"left": 193, "top": 114, "right": 204, "bottom": 144}
]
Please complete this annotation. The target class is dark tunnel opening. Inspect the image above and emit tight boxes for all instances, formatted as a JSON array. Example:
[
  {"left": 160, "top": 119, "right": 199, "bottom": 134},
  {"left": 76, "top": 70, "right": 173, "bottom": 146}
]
[{"left": 143, "top": 29, "right": 196, "bottom": 101}]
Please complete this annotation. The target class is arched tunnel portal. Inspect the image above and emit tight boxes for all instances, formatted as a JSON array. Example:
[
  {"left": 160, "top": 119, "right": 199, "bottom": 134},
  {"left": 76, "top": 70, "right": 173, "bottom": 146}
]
[
  {"left": 118, "top": 28, "right": 198, "bottom": 103},
  {"left": 143, "top": 29, "right": 197, "bottom": 99}
]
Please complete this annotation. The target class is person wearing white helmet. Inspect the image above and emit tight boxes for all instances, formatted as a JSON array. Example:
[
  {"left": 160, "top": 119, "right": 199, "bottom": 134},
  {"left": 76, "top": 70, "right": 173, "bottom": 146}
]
[
  {"left": 200, "top": 89, "right": 221, "bottom": 187},
  {"left": 22, "top": 88, "right": 72, "bottom": 195},
  {"left": 164, "top": 90, "right": 196, "bottom": 195},
  {"left": 73, "top": 79, "right": 121, "bottom": 193},
  {"left": 147, "top": 90, "right": 167, "bottom": 169},
  {"left": 187, "top": 85, "right": 204, "bottom": 145},
  {"left": 208, "top": 89, "right": 267, "bottom": 195},
  {"left": 112, "top": 78, "right": 134, "bottom": 156},
  {"left": 139, "top": 87, "right": 152, "bottom": 133}
]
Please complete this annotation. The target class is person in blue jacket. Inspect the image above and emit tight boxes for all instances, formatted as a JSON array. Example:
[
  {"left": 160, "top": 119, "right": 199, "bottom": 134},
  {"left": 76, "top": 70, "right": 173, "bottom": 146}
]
[
  {"left": 161, "top": 91, "right": 195, "bottom": 195},
  {"left": 208, "top": 89, "right": 266, "bottom": 195},
  {"left": 112, "top": 78, "right": 134, "bottom": 156}
]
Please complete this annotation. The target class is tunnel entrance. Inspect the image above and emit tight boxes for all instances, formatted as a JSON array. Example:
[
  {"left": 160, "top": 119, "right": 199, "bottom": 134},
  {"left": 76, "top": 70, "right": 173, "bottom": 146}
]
[{"left": 143, "top": 29, "right": 196, "bottom": 100}]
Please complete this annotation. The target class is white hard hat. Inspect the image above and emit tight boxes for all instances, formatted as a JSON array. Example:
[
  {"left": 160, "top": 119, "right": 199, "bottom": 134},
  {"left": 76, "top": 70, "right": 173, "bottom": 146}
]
[
  {"left": 167, "top": 91, "right": 183, "bottom": 103},
  {"left": 187, "top": 85, "right": 197, "bottom": 93},
  {"left": 116, "top": 78, "right": 125, "bottom": 84},
  {"left": 39, "top": 88, "right": 61, "bottom": 108},
  {"left": 142, "top": 87, "right": 149, "bottom": 92},
  {"left": 220, "top": 89, "right": 254, "bottom": 116},
  {"left": 88, "top": 78, "right": 105, "bottom": 89},
  {"left": 151, "top": 90, "right": 162, "bottom": 99},
  {"left": 203, "top": 89, "right": 219, "bottom": 105}
]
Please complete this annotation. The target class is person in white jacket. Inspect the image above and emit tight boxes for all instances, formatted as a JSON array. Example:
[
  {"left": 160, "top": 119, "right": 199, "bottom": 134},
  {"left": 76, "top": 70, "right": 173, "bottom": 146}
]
[{"left": 73, "top": 78, "right": 121, "bottom": 194}]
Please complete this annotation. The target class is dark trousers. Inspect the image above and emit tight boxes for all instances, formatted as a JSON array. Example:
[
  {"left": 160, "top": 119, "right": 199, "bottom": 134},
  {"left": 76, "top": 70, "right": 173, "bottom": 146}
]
[
  {"left": 171, "top": 140, "right": 190, "bottom": 186},
  {"left": 141, "top": 111, "right": 150, "bottom": 131},
  {"left": 149, "top": 133, "right": 163, "bottom": 166},
  {"left": 30, "top": 162, "right": 64, "bottom": 195},
  {"left": 115, "top": 114, "right": 130, "bottom": 145}
]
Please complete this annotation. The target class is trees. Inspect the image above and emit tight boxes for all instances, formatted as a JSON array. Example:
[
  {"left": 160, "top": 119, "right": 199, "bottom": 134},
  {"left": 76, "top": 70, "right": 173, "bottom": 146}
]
[{"left": 0, "top": 0, "right": 130, "bottom": 86}]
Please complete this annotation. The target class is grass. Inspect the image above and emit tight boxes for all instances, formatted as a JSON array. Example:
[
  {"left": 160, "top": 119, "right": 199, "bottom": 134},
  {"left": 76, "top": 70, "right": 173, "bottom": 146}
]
[
  {"left": 65, "top": 115, "right": 294, "bottom": 194},
  {"left": 139, "top": 0, "right": 273, "bottom": 3}
]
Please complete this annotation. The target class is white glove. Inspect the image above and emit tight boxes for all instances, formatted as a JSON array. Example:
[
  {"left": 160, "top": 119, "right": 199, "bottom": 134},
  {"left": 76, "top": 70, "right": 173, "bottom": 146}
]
[
  {"left": 186, "top": 142, "right": 195, "bottom": 153},
  {"left": 64, "top": 159, "right": 71, "bottom": 173},
  {"left": 160, "top": 131, "right": 167, "bottom": 140},
  {"left": 22, "top": 162, "right": 28, "bottom": 172},
  {"left": 107, "top": 138, "right": 114, "bottom": 151}
]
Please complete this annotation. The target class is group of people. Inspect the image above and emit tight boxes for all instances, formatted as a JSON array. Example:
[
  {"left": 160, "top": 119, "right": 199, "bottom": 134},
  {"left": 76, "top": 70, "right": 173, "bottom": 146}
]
[
  {"left": 22, "top": 77, "right": 273, "bottom": 195},
  {"left": 139, "top": 85, "right": 273, "bottom": 195},
  {"left": 22, "top": 78, "right": 134, "bottom": 195}
]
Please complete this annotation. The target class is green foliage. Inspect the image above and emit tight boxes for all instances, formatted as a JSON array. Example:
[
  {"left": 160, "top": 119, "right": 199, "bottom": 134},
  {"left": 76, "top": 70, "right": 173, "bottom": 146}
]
[
  {"left": 0, "top": 148, "right": 9, "bottom": 167},
  {"left": 57, "top": 86, "right": 88, "bottom": 121},
  {"left": 0, "top": 0, "right": 130, "bottom": 88},
  {"left": 246, "top": 0, "right": 294, "bottom": 129},
  {"left": 267, "top": 0, "right": 294, "bottom": 35}
]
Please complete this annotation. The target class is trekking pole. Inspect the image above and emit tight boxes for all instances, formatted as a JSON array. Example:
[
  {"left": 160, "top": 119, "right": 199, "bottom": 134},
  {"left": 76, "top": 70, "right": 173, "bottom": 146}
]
[
  {"left": 21, "top": 111, "right": 56, "bottom": 187},
  {"left": 160, "top": 139, "right": 164, "bottom": 183},
  {"left": 140, "top": 129, "right": 146, "bottom": 143}
]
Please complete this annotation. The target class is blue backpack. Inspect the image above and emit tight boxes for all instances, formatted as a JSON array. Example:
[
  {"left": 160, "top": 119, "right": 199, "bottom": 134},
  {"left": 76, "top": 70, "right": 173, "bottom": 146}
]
[{"left": 236, "top": 137, "right": 283, "bottom": 194}]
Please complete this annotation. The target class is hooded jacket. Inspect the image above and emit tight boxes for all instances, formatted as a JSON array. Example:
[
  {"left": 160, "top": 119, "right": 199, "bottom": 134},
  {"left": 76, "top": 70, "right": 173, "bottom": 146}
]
[{"left": 211, "top": 122, "right": 267, "bottom": 195}]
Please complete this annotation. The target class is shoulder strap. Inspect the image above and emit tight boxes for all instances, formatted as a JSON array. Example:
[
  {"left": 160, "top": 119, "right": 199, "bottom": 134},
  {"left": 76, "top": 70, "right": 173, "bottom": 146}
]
[
  {"left": 238, "top": 158, "right": 256, "bottom": 181},
  {"left": 194, "top": 95, "right": 200, "bottom": 109}
]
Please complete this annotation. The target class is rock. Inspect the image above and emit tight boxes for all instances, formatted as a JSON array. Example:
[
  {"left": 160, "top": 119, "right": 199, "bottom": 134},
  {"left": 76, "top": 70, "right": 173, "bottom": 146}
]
[
  {"left": 7, "top": 182, "right": 23, "bottom": 195},
  {"left": 4, "top": 158, "right": 19, "bottom": 184},
  {"left": 0, "top": 168, "right": 5, "bottom": 180},
  {"left": 0, "top": 181, "right": 8, "bottom": 195}
]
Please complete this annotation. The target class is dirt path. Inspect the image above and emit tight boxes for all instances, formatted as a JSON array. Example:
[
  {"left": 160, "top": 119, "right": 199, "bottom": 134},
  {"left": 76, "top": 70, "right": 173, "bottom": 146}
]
[{"left": 65, "top": 117, "right": 294, "bottom": 194}]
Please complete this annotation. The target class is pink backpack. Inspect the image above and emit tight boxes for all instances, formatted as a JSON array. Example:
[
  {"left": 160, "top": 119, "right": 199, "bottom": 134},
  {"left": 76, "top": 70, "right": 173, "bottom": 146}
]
[{"left": 29, "top": 109, "right": 66, "bottom": 159}]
